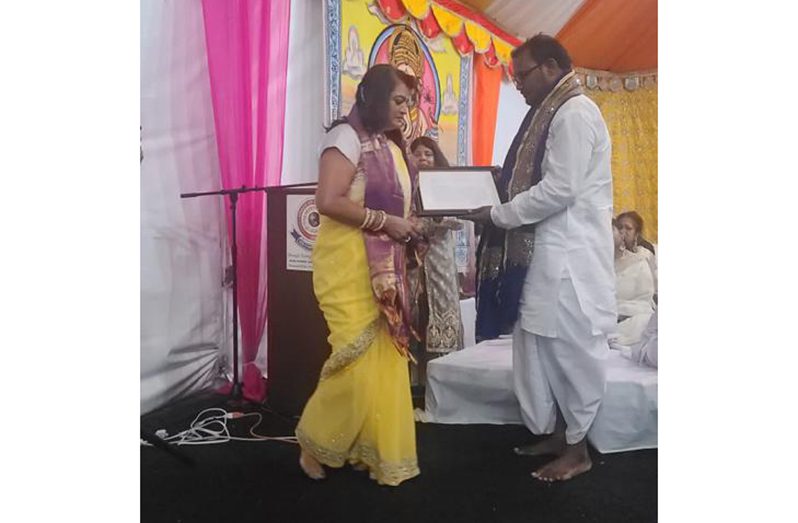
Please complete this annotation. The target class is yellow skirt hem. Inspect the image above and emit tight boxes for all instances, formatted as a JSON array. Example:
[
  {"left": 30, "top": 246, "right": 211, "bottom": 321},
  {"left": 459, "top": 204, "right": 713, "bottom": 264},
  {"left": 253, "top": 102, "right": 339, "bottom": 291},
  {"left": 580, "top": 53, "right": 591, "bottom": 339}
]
[{"left": 296, "top": 428, "right": 420, "bottom": 487}]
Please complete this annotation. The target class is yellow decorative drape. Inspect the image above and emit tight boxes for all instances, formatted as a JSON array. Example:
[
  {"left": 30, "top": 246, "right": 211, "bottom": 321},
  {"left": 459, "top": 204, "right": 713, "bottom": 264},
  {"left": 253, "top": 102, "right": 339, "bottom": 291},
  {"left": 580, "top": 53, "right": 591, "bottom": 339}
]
[
  {"left": 430, "top": 3, "right": 465, "bottom": 37},
  {"left": 464, "top": 20, "right": 492, "bottom": 53},
  {"left": 379, "top": 0, "right": 521, "bottom": 67},
  {"left": 579, "top": 71, "right": 658, "bottom": 242},
  {"left": 402, "top": 0, "right": 431, "bottom": 19},
  {"left": 492, "top": 38, "right": 513, "bottom": 67}
]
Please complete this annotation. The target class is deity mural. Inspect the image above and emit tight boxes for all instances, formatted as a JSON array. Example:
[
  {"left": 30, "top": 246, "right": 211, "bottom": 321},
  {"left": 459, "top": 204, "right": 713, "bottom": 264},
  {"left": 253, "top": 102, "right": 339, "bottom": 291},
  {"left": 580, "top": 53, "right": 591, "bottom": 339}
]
[
  {"left": 369, "top": 25, "right": 440, "bottom": 144},
  {"left": 331, "top": 0, "right": 467, "bottom": 164}
]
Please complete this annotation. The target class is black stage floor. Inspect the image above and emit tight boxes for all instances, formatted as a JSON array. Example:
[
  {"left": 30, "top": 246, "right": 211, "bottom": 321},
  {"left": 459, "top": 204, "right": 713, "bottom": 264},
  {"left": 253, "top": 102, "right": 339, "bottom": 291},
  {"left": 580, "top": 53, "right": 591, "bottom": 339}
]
[{"left": 141, "top": 392, "right": 657, "bottom": 522}]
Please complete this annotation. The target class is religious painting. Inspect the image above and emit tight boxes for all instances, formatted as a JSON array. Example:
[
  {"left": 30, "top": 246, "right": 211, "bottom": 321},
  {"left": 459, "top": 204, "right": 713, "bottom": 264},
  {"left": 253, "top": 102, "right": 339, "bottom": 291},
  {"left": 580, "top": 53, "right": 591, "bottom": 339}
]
[{"left": 325, "top": 0, "right": 471, "bottom": 165}]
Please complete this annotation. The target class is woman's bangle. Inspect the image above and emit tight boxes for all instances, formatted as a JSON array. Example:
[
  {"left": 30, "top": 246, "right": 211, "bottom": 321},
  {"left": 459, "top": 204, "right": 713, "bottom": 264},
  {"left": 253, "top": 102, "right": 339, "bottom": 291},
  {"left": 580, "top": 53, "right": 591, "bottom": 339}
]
[
  {"left": 360, "top": 208, "right": 388, "bottom": 231},
  {"left": 374, "top": 210, "right": 388, "bottom": 231},
  {"left": 359, "top": 208, "right": 373, "bottom": 230},
  {"left": 366, "top": 209, "right": 379, "bottom": 230}
]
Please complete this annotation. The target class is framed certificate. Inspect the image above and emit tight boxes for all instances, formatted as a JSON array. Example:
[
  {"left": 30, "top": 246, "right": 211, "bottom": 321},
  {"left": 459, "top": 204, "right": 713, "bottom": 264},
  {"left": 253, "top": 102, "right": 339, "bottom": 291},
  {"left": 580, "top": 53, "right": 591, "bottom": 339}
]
[{"left": 417, "top": 167, "right": 501, "bottom": 216}]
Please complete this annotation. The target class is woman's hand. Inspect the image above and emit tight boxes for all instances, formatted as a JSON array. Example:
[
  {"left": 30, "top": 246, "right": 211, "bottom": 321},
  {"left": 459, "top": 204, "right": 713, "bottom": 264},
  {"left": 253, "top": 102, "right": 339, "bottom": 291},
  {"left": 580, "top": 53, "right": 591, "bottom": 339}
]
[{"left": 383, "top": 215, "right": 422, "bottom": 244}]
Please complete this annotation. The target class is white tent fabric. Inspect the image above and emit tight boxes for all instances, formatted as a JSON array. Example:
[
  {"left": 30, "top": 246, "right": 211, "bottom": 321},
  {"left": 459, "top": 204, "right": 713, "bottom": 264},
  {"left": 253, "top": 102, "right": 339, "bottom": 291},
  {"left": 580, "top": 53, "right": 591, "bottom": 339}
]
[
  {"left": 425, "top": 338, "right": 658, "bottom": 453},
  {"left": 281, "top": 0, "right": 326, "bottom": 186},
  {"left": 480, "top": 0, "right": 586, "bottom": 40},
  {"left": 141, "top": 0, "right": 228, "bottom": 414}
]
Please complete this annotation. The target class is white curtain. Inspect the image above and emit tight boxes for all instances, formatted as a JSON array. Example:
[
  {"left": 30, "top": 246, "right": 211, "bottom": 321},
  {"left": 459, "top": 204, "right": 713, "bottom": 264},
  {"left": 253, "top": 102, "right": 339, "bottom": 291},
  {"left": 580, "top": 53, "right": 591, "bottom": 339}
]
[
  {"left": 140, "top": 0, "right": 228, "bottom": 414},
  {"left": 280, "top": 0, "right": 325, "bottom": 186}
]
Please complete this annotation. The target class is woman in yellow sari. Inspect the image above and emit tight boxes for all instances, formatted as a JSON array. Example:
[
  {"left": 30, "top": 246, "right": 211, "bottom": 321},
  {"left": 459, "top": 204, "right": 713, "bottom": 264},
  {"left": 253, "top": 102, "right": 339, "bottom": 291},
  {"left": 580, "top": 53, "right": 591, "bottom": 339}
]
[{"left": 296, "top": 65, "right": 424, "bottom": 486}]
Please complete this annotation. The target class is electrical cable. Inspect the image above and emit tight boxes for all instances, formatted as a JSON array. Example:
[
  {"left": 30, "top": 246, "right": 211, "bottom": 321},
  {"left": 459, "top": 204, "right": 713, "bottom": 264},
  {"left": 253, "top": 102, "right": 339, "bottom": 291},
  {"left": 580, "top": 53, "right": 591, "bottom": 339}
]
[{"left": 146, "top": 408, "right": 298, "bottom": 447}]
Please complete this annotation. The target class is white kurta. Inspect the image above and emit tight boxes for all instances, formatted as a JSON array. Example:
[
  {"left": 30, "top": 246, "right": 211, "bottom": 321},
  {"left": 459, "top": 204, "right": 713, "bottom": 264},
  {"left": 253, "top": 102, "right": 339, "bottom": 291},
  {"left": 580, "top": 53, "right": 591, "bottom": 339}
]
[
  {"left": 634, "top": 246, "right": 658, "bottom": 293},
  {"left": 491, "top": 87, "right": 615, "bottom": 444},
  {"left": 491, "top": 94, "right": 616, "bottom": 338}
]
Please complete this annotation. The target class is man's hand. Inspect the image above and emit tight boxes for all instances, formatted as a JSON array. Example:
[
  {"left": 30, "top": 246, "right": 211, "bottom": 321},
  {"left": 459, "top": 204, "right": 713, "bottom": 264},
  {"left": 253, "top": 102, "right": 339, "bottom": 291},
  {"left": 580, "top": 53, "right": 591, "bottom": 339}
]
[{"left": 461, "top": 206, "right": 493, "bottom": 225}]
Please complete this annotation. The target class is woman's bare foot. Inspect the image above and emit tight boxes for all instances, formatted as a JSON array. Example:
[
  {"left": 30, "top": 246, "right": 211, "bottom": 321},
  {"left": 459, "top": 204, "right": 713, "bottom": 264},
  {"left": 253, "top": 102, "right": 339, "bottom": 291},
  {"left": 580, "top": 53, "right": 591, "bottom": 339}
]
[
  {"left": 531, "top": 440, "right": 592, "bottom": 482},
  {"left": 513, "top": 432, "right": 566, "bottom": 457},
  {"left": 299, "top": 449, "right": 326, "bottom": 480}
]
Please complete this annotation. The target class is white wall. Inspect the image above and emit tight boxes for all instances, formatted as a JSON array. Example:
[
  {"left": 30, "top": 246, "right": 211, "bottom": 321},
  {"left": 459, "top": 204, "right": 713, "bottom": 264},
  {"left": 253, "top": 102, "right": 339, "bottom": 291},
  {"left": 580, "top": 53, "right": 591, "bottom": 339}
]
[
  {"left": 140, "top": 0, "right": 227, "bottom": 414},
  {"left": 491, "top": 79, "right": 528, "bottom": 165}
]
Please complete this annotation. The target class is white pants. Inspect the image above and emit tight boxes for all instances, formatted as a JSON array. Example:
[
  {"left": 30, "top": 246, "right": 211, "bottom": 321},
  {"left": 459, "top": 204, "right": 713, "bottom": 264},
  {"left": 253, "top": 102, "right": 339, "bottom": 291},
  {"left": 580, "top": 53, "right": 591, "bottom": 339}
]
[{"left": 513, "top": 280, "right": 608, "bottom": 445}]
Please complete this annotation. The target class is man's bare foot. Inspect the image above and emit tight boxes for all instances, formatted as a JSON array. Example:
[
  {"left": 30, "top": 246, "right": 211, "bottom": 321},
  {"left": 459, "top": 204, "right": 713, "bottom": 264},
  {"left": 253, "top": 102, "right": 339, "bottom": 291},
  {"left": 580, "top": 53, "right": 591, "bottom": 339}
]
[
  {"left": 299, "top": 449, "right": 326, "bottom": 480},
  {"left": 514, "top": 432, "right": 566, "bottom": 457},
  {"left": 531, "top": 441, "right": 592, "bottom": 482}
]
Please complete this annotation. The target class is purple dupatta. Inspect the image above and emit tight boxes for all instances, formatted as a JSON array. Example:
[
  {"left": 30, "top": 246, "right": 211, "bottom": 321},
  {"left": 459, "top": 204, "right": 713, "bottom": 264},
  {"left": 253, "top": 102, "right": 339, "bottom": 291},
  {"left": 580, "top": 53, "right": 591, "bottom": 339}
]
[{"left": 346, "top": 107, "right": 419, "bottom": 360}]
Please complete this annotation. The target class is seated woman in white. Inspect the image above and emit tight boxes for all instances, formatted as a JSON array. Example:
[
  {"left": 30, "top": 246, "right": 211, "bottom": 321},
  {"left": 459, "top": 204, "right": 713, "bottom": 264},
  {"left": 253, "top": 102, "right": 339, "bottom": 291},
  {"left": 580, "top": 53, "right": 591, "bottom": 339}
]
[
  {"left": 617, "top": 210, "right": 657, "bottom": 294},
  {"left": 613, "top": 219, "right": 656, "bottom": 347}
]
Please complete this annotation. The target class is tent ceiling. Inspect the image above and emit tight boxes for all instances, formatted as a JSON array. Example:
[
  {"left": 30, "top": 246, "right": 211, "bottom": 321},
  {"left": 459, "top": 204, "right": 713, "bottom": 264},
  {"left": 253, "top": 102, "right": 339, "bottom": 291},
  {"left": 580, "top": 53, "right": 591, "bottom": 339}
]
[{"left": 460, "top": 0, "right": 657, "bottom": 72}]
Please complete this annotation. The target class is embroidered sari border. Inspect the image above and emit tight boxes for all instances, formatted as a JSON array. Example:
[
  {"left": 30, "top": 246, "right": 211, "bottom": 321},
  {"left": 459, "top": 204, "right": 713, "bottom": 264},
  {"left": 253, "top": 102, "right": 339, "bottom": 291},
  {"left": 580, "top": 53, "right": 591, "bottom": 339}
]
[
  {"left": 296, "top": 428, "right": 420, "bottom": 486},
  {"left": 319, "top": 318, "right": 381, "bottom": 380}
]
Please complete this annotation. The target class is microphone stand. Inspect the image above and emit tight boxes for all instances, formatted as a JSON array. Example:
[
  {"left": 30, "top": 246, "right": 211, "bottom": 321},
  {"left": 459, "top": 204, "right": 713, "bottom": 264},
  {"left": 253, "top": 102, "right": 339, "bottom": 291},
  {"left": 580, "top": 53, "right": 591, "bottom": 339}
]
[{"left": 180, "top": 185, "right": 269, "bottom": 401}]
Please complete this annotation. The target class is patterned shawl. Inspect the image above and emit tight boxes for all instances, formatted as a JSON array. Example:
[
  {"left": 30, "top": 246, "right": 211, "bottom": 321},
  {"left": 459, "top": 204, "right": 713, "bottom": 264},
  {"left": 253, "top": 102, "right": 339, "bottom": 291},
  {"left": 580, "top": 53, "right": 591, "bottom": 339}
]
[
  {"left": 475, "top": 72, "right": 584, "bottom": 341},
  {"left": 346, "top": 106, "right": 419, "bottom": 361}
]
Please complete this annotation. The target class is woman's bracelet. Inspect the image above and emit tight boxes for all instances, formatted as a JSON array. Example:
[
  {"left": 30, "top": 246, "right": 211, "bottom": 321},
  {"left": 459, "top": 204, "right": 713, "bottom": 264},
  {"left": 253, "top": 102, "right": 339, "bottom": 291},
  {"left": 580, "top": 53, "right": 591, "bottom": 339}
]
[
  {"left": 360, "top": 208, "right": 388, "bottom": 232},
  {"left": 359, "top": 208, "right": 372, "bottom": 229},
  {"left": 374, "top": 210, "right": 388, "bottom": 231},
  {"left": 361, "top": 208, "right": 377, "bottom": 230}
]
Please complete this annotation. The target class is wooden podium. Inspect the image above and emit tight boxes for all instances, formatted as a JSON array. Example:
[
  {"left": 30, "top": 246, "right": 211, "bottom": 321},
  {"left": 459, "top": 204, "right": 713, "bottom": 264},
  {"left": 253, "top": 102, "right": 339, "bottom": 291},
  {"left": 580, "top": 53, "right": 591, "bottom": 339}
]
[{"left": 265, "top": 184, "right": 331, "bottom": 416}]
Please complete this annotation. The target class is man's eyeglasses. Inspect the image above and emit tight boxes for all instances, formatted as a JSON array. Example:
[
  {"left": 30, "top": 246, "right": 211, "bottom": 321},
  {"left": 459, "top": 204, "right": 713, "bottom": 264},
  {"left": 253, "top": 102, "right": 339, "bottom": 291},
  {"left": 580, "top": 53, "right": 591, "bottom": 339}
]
[{"left": 512, "top": 62, "right": 544, "bottom": 88}]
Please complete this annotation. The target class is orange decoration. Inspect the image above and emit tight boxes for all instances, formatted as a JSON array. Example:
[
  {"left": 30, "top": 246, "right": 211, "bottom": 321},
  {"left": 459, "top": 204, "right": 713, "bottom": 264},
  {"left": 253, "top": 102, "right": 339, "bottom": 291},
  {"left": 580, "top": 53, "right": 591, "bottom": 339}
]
[{"left": 556, "top": 0, "right": 657, "bottom": 72}]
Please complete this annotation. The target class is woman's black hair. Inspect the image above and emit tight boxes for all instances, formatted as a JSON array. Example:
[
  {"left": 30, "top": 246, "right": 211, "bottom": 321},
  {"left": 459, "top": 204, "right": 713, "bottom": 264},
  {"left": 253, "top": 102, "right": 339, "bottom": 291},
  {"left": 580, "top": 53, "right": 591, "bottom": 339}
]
[
  {"left": 410, "top": 136, "right": 450, "bottom": 167},
  {"left": 326, "top": 64, "right": 418, "bottom": 135}
]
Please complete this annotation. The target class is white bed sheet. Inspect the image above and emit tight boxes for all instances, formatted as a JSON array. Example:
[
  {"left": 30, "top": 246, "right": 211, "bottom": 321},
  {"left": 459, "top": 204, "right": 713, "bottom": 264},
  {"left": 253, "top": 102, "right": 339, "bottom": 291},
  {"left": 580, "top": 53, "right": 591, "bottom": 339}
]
[{"left": 425, "top": 338, "right": 658, "bottom": 453}]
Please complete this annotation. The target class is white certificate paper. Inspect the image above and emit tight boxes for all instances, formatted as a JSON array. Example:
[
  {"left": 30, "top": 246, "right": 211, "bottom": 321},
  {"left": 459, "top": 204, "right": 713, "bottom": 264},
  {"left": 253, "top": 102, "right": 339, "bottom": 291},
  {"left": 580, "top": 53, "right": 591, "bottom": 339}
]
[{"left": 418, "top": 168, "right": 501, "bottom": 216}]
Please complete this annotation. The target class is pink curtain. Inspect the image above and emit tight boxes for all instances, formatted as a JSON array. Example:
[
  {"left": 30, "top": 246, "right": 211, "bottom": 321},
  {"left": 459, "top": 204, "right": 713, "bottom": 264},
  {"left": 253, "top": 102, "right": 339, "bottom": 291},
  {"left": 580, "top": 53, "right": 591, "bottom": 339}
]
[{"left": 201, "top": 0, "right": 290, "bottom": 401}]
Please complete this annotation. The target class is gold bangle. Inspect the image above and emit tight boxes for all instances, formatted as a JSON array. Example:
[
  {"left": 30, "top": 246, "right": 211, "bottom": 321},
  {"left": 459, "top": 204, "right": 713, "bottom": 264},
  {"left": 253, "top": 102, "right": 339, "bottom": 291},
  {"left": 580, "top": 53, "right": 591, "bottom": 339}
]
[
  {"left": 375, "top": 210, "right": 388, "bottom": 231},
  {"left": 359, "top": 208, "right": 372, "bottom": 230},
  {"left": 365, "top": 209, "right": 378, "bottom": 230}
]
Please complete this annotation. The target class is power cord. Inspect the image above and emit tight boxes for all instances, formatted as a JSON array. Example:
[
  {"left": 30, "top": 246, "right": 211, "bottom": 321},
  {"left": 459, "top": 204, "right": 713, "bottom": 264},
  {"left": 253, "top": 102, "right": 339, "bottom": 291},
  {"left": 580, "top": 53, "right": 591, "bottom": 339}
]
[{"left": 143, "top": 408, "right": 298, "bottom": 447}]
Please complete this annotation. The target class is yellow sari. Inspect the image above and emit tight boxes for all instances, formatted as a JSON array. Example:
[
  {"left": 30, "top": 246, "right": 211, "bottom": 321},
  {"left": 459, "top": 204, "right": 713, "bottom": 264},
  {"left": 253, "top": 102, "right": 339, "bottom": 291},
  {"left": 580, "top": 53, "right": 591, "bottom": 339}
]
[{"left": 295, "top": 141, "right": 419, "bottom": 486}]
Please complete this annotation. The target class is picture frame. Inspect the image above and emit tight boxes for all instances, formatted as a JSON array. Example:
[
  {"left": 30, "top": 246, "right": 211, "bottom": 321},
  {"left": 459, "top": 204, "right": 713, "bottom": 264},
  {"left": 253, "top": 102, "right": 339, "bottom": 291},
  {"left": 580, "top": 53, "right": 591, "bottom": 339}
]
[{"left": 417, "top": 166, "right": 501, "bottom": 217}]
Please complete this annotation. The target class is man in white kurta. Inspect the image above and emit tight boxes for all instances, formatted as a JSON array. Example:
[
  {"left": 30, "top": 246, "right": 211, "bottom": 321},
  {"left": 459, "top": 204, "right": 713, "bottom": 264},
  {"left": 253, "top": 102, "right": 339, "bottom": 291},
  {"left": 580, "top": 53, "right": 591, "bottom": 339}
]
[{"left": 468, "top": 35, "right": 615, "bottom": 482}]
